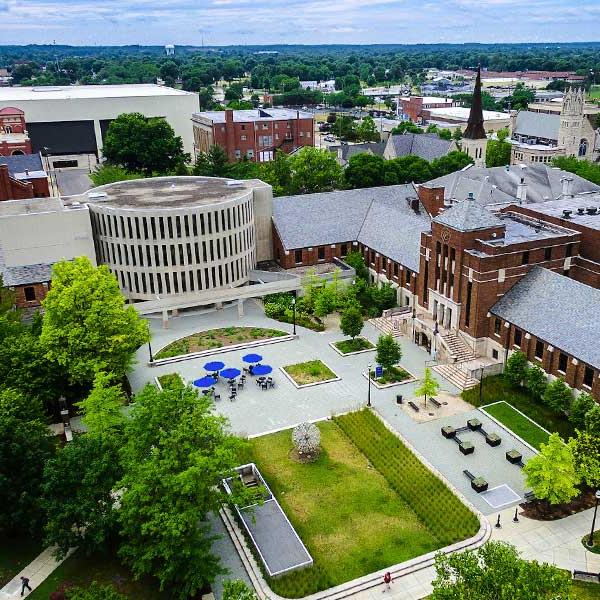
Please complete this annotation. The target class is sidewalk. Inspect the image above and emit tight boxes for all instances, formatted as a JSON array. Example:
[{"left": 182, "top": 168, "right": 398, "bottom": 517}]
[{"left": 0, "top": 546, "right": 73, "bottom": 599}]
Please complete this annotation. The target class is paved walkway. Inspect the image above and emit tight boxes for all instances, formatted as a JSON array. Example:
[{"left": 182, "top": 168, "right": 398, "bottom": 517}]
[{"left": 0, "top": 547, "right": 72, "bottom": 599}]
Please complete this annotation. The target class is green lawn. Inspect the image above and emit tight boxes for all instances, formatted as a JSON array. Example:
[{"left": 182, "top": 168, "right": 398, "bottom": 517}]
[
  {"left": 589, "top": 85, "right": 600, "bottom": 100},
  {"left": 283, "top": 360, "right": 337, "bottom": 386},
  {"left": 156, "top": 373, "right": 184, "bottom": 390},
  {"left": 243, "top": 412, "right": 478, "bottom": 597},
  {"left": 462, "top": 375, "right": 575, "bottom": 440},
  {"left": 28, "top": 550, "right": 169, "bottom": 599},
  {"left": 0, "top": 536, "right": 42, "bottom": 587},
  {"left": 333, "top": 337, "right": 374, "bottom": 354},
  {"left": 574, "top": 580, "right": 600, "bottom": 599},
  {"left": 483, "top": 401, "right": 550, "bottom": 450}
]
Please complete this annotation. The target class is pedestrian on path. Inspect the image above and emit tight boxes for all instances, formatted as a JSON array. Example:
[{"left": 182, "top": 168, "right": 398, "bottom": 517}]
[
  {"left": 20, "top": 576, "right": 32, "bottom": 596},
  {"left": 382, "top": 571, "right": 392, "bottom": 592}
]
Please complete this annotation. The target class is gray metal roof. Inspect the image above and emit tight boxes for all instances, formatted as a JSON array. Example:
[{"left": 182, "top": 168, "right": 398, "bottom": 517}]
[
  {"left": 0, "top": 262, "right": 52, "bottom": 286},
  {"left": 426, "top": 164, "right": 600, "bottom": 206},
  {"left": 272, "top": 184, "right": 431, "bottom": 272},
  {"left": 434, "top": 197, "right": 504, "bottom": 232},
  {"left": 388, "top": 133, "right": 454, "bottom": 161},
  {"left": 491, "top": 267, "right": 600, "bottom": 371},
  {"left": 0, "top": 153, "right": 44, "bottom": 178},
  {"left": 513, "top": 111, "right": 560, "bottom": 141},
  {"left": 330, "top": 141, "right": 386, "bottom": 165}
]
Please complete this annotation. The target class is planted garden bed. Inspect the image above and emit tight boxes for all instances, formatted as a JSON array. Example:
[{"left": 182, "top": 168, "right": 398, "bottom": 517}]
[
  {"left": 155, "top": 327, "right": 287, "bottom": 359},
  {"left": 482, "top": 401, "right": 549, "bottom": 450},
  {"left": 156, "top": 373, "right": 184, "bottom": 390},
  {"left": 331, "top": 337, "right": 374, "bottom": 355},
  {"left": 369, "top": 365, "right": 415, "bottom": 386},
  {"left": 282, "top": 360, "right": 339, "bottom": 387}
]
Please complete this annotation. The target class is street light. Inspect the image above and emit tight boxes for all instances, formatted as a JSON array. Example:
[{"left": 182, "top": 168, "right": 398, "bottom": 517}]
[
  {"left": 292, "top": 296, "right": 297, "bottom": 336},
  {"left": 478, "top": 366, "right": 485, "bottom": 404},
  {"left": 148, "top": 340, "right": 154, "bottom": 364},
  {"left": 587, "top": 489, "right": 600, "bottom": 548},
  {"left": 367, "top": 363, "right": 372, "bottom": 408}
]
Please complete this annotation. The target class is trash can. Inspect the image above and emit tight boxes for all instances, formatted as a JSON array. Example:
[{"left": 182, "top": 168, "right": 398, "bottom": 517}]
[{"left": 396, "top": 395, "right": 403, "bottom": 404}]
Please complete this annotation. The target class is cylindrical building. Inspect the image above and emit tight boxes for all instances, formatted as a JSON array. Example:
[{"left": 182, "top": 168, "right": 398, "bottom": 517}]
[{"left": 84, "top": 176, "right": 271, "bottom": 301}]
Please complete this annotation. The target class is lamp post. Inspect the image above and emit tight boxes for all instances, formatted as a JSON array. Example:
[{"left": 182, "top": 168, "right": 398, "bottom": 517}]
[
  {"left": 587, "top": 489, "right": 600, "bottom": 548},
  {"left": 412, "top": 307, "right": 416, "bottom": 343},
  {"left": 292, "top": 296, "right": 297, "bottom": 336},
  {"left": 433, "top": 320, "right": 439, "bottom": 357},
  {"left": 367, "top": 363, "right": 372, "bottom": 408},
  {"left": 148, "top": 340, "right": 154, "bottom": 364},
  {"left": 478, "top": 366, "right": 485, "bottom": 404}
]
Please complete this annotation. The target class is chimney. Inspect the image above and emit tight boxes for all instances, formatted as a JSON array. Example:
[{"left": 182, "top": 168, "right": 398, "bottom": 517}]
[
  {"left": 224, "top": 109, "right": 236, "bottom": 160},
  {"left": 516, "top": 177, "right": 527, "bottom": 204},
  {"left": 25, "top": 169, "right": 30, "bottom": 176},
  {"left": 561, "top": 176, "right": 574, "bottom": 198}
]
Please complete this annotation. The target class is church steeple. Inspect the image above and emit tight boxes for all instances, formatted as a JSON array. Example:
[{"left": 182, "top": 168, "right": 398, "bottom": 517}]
[{"left": 464, "top": 65, "right": 487, "bottom": 140}]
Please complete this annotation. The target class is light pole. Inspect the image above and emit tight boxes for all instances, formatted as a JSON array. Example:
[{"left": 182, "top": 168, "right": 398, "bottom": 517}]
[
  {"left": 478, "top": 366, "right": 485, "bottom": 404},
  {"left": 292, "top": 296, "right": 297, "bottom": 336},
  {"left": 148, "top": 340, "right": 154, "bottom": 364},
  {"left": 587, "top": 489, "right": 600, "bottom": 548},
  {"left": 367, "top": 363, "right": 372, "bottom": 408}
]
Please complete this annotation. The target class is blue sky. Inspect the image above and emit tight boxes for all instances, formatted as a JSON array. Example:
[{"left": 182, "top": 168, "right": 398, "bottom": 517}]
[{"left": 1, "top": 0, "right": 599, "bottom": 46}]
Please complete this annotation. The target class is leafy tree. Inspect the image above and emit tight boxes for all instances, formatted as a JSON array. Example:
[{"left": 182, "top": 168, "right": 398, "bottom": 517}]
[
  {"left": 375, "top": 334, "right": 402, "bottom": 373},
  {"left": 259, "top": 150, "right": 293, "bottom": 196},
  {"left": 0, "top": 274, "right": 16, "bottom": 315},
  {"left": 198, "top": 87, "right": 215, "bottom": 110},
  {"left": 571, "top": 431, "right": 600, "bottom": 489},
  {"left": 584, "top": 404, "right": 600, "bottom": 436},
  {"left": 343, "top": 251, "right": 369, "bottom": 280},
  {"left": 42, "top": 433, "right": 123, "bottom": 559},
  {"left": 102, "top": 112, "right": 190, "bottom": 175},
  {"left": 390, "top": 121, "right": 422, "bottom": 135},
  {"left": 0, "top": 388, "right": 53, "bottom": 536},
  {"left": 369, "top": 282, "right": 397, "bottom": 314},
  {"left": 569, "top": 391, "right": 596, "bottom": 430},
  {"left": 76, "top": 371, "right": 126, "bottom": 436},
  {"left": 193, "top": 145, "right": 230, "bottom": 177},
  {"left": 340, "top": 305, "right": 364, "bottom": 340},
  {"left": 117, "top": 384, "right": 244, "bottom": 598},
  {"left": 438, "top": 128, "right": 452, "bottom": 140},
  {"left": 552, "top": 156, "right": 600, "bottom": 186},
  {"left": 222, "top": 580, "right": 258, "bottom": 600},
  {"left": 501, "top": 82, "right": 535, "bottom": 110},
  {"left": 523, "top": 433, "right": 580, "bottom": 506},
  {"left": 159, "top": 60, "right": 179, "bottom": 86},
  {"left": 345, "top": 153, "right": 385, "bottom": 189},
  {"left": 504, "top": 350, "right": 528, "bottom": 386},
  {"left": 40, "top": 257, "right": 150, "bottom": 385},
  {"left": 431, "top": 540, "right": 572, "bottom": 600},
  {"left": 313, "top": 285, "right": 337, "bottom": 318},
  {"left": 356, "top": 116, "right": 380, "bottom": 142},
  {"left": 542, "top": 377, "right": 572, "bottom": 413},
  {"left": 486, "top": 139, "right": 512, "bottom": 167},
  {"left": 525, "top": 364, "right": 547, "bottom": 400},
  {"left": 429, "top": 151, "right": 473, "bottom": 178},
  {"left": 331, "top": 115, "right": 357, "bottom": 140},
  {"left": 415, "top": 368, "right": 440, "bottom": 407},
  {"left": 226, "top": 100, "right": 254, "bottom": 110},
  {"left": 496, "top": 127, "right": 510, "bottom": 142},
  {"left": 90, "top": 165, "right": 144, "bottom": 187},
  {"left": 65, "top": 582, "right": 127, "bottom": 600},
  {"left": 452, "top": 127, "right": 463, "bottom": 141},
  {"left": 224, "top": 82, "right": 244, "bottom": 101},
  {"left": 288, "top": 147, "right": 343, "bottom": 194}
]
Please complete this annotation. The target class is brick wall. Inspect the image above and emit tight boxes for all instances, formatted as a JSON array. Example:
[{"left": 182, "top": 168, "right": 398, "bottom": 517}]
[
  {"left": 0, "top": 164, "right": 34, "bottom": 201},
  {"left": 13, "top": 282, "right": 48, "bottom": 309}
]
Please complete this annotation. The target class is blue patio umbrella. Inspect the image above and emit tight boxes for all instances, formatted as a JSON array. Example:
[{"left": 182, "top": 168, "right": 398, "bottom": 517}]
[
  {"left": 242, "top": 353, "right": 263, "bottom": 364},
  {"left": 252, "top": 364, "right": 272, "bottom": 376},
  {"left": 193, "top": 375, "right": 217, "bottom": 388},
  {"left": 220, "top": 367, "right": 242, "bottom": 379},
  {"left": 204, "top": 361, "right": 225, "bottom": 372}
]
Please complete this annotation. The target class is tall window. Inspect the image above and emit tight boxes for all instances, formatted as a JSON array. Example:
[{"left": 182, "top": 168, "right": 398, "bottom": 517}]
[
  {"left": 514, "top": 328, "right": 522, "bottom": 347},
  {"left": 558, "top": 352, "right": 568, "bottom": 373},
  {"left": 318, "top": 247, "right": 325, "bottom": 260},
  {"left": 494, "top": 318, "right": 501, "bottom": 336},
  {"left": 535, "top": 340, "right": 544, "bottom": 359},
  {"left": 544, "top": 247, "right": 552, "bottom": 261},
  {"left": 24, "top": 286, "right": 36, "bottom": 301},
  {"left": 584, "top": 366, "right": 594, "bottom": 387},
  {"left": 521, "top": 251, "right": 529, "bottom": 265},
  {"left": 295, "top": 250, "right": 302, "bottom": 264}
]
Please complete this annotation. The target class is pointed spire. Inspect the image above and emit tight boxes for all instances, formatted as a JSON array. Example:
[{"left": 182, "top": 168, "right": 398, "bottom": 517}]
[{"left": 464, "top": 65, "right": 487, "bottom": 140}]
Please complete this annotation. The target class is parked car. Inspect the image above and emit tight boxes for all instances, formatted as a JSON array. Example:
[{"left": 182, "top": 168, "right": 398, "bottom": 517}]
[{"left": 324, "top": 135, "right": 336, "bottom": 142}]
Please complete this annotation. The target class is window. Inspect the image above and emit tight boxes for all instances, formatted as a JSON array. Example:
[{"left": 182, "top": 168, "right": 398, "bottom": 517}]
[
  {"left": 247, "top": 149, "right": 254, "bottom": 158},
  {"left": 241, "top": 124, "right": 246, "bottom": 131},
  {"left": 318, "top": 247, "right": 325, "bottom": 260},
  {"left": 492, "top": 349, "right": 499, "bottom": 360},
  {"left": 514, "top": 328, "right": 522, "bottom": 347},
  {"left": 563, "top": 269, "right": 570, "bottom": 277},
  {"left": 393, "top": 263, "right": 399, "bottom": 277},
  {"left": 262, "top": 123, "right": 268, "bottom": 130},
  {"left": 295, "top": 250, "right": 302, "bottom": 264},
  {"left": 521, "top": 251, "right": 529, "bottom": 265},
  {"left": 494, "top": 318, "right": 501, "bottom": 336},
  {"left": 240, "top": 135, "right": 247, "bottom": 141},
  {"left": 234, "top": 149, "right": 241, "bottom": 159},
  {"left": 583, "top": 367, "right": 594, "bottom": 387},
  {"left": 535, "top": 340, "right": 544, "bottom": 359},
  {"left": 566, "top": 243, "right": 574, "bottom": 257},
  {"left": 341, "top": 243, "right": 347, "bottom": 256},
  {"left": 465, "top": 281, "right": 472, "bottom": 327},
  {"left": 23, "top": 286, "right": 36, "bottom": 301},
  {"left": 558, "top": 352, "right": 568, "bottom": 373},
  {"left": 544, "top": 247, "right": 552, "bottom": 261}
]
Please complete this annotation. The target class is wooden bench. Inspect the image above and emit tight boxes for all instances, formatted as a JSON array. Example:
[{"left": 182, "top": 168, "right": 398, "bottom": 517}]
[
  {"left": 429, "top": 397, "right": 441, "bottom": 408},
  {"left": 408, "top": 401, "right": 420, "bottom": 412},
  {"left": 523, "top": 491, "right": 536, "bottom": 502}
]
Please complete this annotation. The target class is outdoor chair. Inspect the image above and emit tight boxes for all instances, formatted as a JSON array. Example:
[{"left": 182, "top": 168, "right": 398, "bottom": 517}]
[
  {"left": 268, "top": 380, "right": 275, "bottom": 389},
  {"left": 238, "top": 381, "right": 244, "bottom": 390},
  {"left": 261, "top": 382, "right": 268, "bottom": 390},
  {"left": 214, "top": 394, "right": 221, "bottom": 401},
  {"left": 229, "top": 394, "right": 236, "bottom": 402},
  {"left": 243, "top": 367, "right": 250, "bottom": 374}
]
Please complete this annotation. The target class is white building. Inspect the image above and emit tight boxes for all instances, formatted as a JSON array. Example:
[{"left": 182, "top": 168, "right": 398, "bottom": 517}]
[{"left": 0, "top": 84, "right": 199, "bottom": 167}]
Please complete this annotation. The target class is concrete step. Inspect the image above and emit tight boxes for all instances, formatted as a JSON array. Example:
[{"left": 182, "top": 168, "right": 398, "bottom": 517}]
[
  {"left": 433, "top": 364, "right": 478, "bottom": 391},
  {"left": 368, "top": 317, "right": 403, "bottom": 337}
]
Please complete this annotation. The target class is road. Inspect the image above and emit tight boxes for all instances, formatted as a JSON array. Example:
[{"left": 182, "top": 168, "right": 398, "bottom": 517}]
[{"left": 54, "top": 168, "right": 93, "bottom": 196}]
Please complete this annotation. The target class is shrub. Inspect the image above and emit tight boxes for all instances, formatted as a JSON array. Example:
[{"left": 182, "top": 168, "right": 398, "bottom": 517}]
[
  {"left": 505, "top": 350, "right": 528, "bottom": 386},
  {"left": 375, "top": 334, "right": 402, "bottom": 373},
  {"left": 525, "top": 364, "right": 547, "bottom": 399},
  {"left": 543, "top": 378, "right": 572, "bottom": 413},
  {"left": 569, "top": 392, "right": 596, "bottom": 430}
]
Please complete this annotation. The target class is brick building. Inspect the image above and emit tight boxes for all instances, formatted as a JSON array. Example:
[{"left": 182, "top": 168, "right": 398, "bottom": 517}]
[
  {"left": 192, "top": 108, "right": 314, "bottom": 162},
  {"left": 0, "top": 106, "right": 31, "bottom": 156},
  {"left": 400, "top": 96, "right": 455, "bottom": 123},
  {"left": 0, "top": 154, "right": 50, "bottom": 201}
]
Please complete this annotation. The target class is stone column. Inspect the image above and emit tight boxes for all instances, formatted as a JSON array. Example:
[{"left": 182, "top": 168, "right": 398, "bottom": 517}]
[{"left": 162, "top": 308, "right": 169, "bottom": 329}]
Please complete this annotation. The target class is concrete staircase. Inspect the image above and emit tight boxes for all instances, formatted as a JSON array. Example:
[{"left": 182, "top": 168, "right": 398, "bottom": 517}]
[
  {"left": 433, "top": 363, "right": 479, "bottom": 391},
  {"left": 368, "top": 316, "right": 403, "bottom": 337},
  {"left": 440, "top": 331, "right": 476, "bottom": 362}
]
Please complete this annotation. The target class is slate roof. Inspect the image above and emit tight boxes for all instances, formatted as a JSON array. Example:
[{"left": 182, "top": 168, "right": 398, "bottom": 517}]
[
  {"left": 513, "top": 111, "right": 560, "bottom": 141},
  {"left": 434, "top": 196, "right": 504, "bottom": 232},
  {"left": 272, "top": 184, "right": 431, "bottom": 272},
  {"left": 330, "top": 142, "right": 386, "bottom": 165},
  {"left": 425, "top": 164, "right": 600, "bottom": 206},
  {"left": 387, "top": 133, "right": 454, "bottom": 161},
  {"left": 490, "top": 267, "right": 600, "bottom": 370},
  {"left": 0, "top": 262, "right": 53, "bottom": 286},
  {"left": 0, "top": 153, "right": 44, "bottom": 178}
]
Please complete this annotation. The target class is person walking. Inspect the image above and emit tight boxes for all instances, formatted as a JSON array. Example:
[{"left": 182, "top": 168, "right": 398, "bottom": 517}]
[
  {"left": 20, "top": 576, "right": 32, "bottom": 596},
  {"left": 382, "top": 571, "right": 392, "bottom": 592}
]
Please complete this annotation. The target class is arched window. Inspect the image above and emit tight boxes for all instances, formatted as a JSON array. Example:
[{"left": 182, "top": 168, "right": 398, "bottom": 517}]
[
  {"left": 578, "top": 139, "right": 588, "bottom": 157},
  {"left": 11, "top": 149, "right": 24, "bottom": 156},
  {"left": 4, "top": 125, "right": 12, "bottom": 134}
]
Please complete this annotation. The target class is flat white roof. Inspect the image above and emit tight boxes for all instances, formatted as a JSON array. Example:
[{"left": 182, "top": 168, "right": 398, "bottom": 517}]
[
  {"left": 194, "top": 108, "right": 313, "bottom": 124},
  {"left": 0, "top": 84, "right": 196, "bottom": 101},
  {"left": 428, "top": 106, "right": 510, "bottom": 121}
]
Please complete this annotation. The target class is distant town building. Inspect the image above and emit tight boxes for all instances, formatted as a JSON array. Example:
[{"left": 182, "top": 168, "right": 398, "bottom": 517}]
[
  {"left": 0, "top": 153, "right": 49, "bottom": 200},
  {"left": 328, "top": 142, "right": 386, "bottom": 167},
  {"left": 165, "top": 44, "right": 175, "bottom": 56},
  {"left": 0, "top": 107, "right": 31, "bottom": 156},
  {"left": 192, "top": 108, "right": 314, "bottom": 162},
  {"left": 400, "top": 96, "right": 455, "bottom": 122}
]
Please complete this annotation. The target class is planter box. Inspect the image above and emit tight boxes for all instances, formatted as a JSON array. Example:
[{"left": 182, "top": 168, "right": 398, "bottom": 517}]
[
  {"left": 471, "top": 477, "right": 488, "bottom": 493},
  {"left": 329, "top": 338, "right": 375, "bottom": 357},
  {"left": 459, "top": 441, "right": 475, "bottom": 455},
  {"left": 485, "top": 433, "right": 501, "bottom": 447},
  {"left": 506, "top": 449, "right": 522, "bottom": 464},
  {"left": 361, "top": 365, "right": 417, "bottom": 389},
  {"left": 441, "top": 426, "right": 456, "bottom": 439},
  {"left": 467, "top": 418, "right": 482, "bottom": 431}
]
